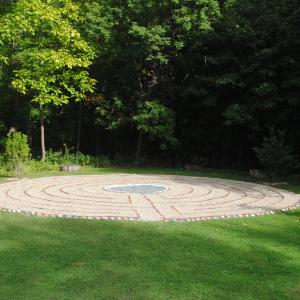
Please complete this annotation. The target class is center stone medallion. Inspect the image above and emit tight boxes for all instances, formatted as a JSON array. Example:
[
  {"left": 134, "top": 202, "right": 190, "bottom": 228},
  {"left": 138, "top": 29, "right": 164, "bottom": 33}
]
[{"left": 104, "top": 184, "right": 168, "bottom": 194}]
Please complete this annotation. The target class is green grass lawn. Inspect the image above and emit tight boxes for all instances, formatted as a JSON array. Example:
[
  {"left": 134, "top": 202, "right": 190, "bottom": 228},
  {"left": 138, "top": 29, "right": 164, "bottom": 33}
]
[
  {"left": 21, "top": 166, "right": 258, "bottom": 181},
  {"left": 0, "top": 168, "right": 299, "bottom": 299}
]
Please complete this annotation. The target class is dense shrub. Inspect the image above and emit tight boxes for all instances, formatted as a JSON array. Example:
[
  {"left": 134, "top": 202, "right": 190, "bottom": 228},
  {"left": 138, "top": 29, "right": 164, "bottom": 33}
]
[
  {"left": 4, "top": 130, "right": 30, "bottom": 178},
  {"left": 26, "top": 160, "right": 59, "bottom": 173},
  {"left": 0, "top": 140, "right": 112, "bottom": 177},
  {"left": 254, "top": 129, "right": 299, "bottom": 179},
  {"left": 0, "top": 154, "right": 8, "bottom": 177},
  {"left": 92, "top": 155, "right": 111, "bottom": 168},
  {"left": 46, "top": 146, "right": 111, "bottom": 168}
]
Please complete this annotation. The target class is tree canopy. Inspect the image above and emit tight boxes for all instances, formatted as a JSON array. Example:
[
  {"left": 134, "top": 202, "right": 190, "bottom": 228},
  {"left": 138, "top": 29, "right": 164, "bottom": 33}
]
[
  {"left": 0, "top": 0, "right": 96, "bottom": 159},
  {"left": 0, "top": 0, "right": 299, "bottom": 171}
]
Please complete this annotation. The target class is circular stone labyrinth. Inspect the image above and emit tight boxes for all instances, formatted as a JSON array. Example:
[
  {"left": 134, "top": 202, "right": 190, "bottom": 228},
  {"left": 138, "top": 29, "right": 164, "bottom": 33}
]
[{"left": 0, "top": 174, "right": 299, "bottom": 222}]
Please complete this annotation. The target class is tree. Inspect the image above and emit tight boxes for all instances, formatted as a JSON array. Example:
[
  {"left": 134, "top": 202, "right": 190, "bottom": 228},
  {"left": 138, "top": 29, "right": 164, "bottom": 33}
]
[
  {"left": 133, "top": 101, "right": 177, "bottom": 160},
  {"left": 172, "top": 0, "right": 300, "bottom": 167},
  {"left": 1, "top": 0, "right": 300, "bottom": 169},
  {"left": 0, "top": 0, "right": 96, "bottom": 160},
  {"left": 254, "top": 128, "right": 299, "bottom": 179},
  {"left": 88, "top": 0, "right": 220, "bottom": 158}
]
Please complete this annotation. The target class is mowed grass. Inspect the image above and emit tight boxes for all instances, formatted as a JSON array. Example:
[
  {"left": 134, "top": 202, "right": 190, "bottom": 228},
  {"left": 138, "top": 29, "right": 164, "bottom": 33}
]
[
  {"left": 0, "top": 168, "right": 299, "bottom": 299},
  {"left": 0, "top": 211, "right": 299, "bottom": 300},
  {"left": 25, "top": 166, "right": 257, "bottom": 182}
]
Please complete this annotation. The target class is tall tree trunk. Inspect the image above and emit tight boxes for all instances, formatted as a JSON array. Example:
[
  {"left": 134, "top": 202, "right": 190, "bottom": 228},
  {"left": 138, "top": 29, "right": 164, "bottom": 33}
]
[
  {"left": 13, "top": 95, "right": 18, "bottom": 130},
  {"left": 218, "top": 0, "right": 225, "bottom": 9},
  {"left": 76, "top": 102, "right": 82, "bottom": 153},
  {"left": 27, "top": 103, "right": 32, "bottom": 147},
  {"left": 40, "top": 104, "right": 46, "bottom": 161},
  {"left": 96, "top": 127, "right": 100, "bottom": 156},
  {"left": 135, "top": 131, "right": 143, "bottom": 162}
]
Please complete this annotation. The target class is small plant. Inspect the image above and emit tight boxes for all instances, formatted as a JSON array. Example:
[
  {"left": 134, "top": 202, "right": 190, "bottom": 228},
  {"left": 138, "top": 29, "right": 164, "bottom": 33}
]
[
  {"left": 254, "top": 128, "right": 298, "bottom": 179},
  {"left": 4, "top": 130, "right": 30, "bottom": 178}
]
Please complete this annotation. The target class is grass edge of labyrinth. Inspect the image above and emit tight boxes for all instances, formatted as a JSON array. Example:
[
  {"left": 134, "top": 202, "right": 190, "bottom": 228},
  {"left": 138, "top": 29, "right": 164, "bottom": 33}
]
[{"left": 1, "top": 166, "right": 300, "bottom": 193}]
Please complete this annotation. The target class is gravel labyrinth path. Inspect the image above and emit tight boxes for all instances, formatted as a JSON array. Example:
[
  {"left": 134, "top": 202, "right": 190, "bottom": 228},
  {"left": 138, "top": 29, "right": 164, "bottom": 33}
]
[{"left": 0, "top": 174, "right": 299, "bottom": 221}]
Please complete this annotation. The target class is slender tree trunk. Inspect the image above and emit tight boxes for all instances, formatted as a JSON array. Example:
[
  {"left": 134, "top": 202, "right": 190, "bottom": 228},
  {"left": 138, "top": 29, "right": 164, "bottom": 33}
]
[
  {"left": 135, "top": 131, "right": 143, "bottom": 162},
  {"left": 27, "top": 103, "right": 32, "bottom": 147},
  {"left": 218, "top": 0, "right": 225, "bottom": 9},
  {"left": 13, "top": 95, "right": 18, "bottom": 130},
  {"left": 76, "top": 102, "right": 82, "bottom": 153},
  {"left": 96, "top": 127, "right": 100, "bottom": 156},
  {"left": 40, "top": 104, "right": 46, "bottom": 161}
]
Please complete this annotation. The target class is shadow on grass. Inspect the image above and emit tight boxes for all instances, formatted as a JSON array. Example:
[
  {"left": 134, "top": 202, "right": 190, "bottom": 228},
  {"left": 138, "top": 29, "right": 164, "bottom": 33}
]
[
  {"left": 284, "top": 209, "right": 300, "bottom": 218},
  {"left": 0, "top": 213, "right": 299, "bottom": 300}
]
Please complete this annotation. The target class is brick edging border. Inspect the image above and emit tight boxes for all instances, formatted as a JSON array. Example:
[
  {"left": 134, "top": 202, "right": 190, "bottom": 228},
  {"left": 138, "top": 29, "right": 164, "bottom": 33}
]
[{"left": 1, "top": 200, "right": 299, "bottom": 223}]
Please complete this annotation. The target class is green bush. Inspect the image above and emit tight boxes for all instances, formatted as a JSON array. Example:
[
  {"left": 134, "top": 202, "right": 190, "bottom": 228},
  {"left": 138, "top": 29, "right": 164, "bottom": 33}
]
[
  {"left": 0, "top": 154, "right": 9, "bottom": 177},
  {"left": 92, "top": 155, "right": 111, "bottom": 168},
  {"left": 46, "top": 146, "right": 111, "bottom": 168},
  {"left": 73, "top": 152, "right": 93, "bottom": 166},
  {"left": 254, "top": 128, "right": 299, "bottom": 179},
  {"left": 4, "top": 130, "right": 30, "bottom": 178},
  {"left": 0, "top": 139, "right": 112, "bottom": 177},
  {"left": 26, "top": 160, "right": 59, "bottom": 173}
]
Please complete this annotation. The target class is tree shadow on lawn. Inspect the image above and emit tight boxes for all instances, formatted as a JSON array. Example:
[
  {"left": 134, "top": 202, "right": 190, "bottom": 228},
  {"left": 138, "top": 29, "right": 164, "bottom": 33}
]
[
  {"left": 213, "top": 211, "right": 300, "bottom": 248},
  {"left": 0, "top": 214, "right": 299, "bottom": 300},
  {"left": 285, "top": 209, "right": 300, "bottom": 218}
]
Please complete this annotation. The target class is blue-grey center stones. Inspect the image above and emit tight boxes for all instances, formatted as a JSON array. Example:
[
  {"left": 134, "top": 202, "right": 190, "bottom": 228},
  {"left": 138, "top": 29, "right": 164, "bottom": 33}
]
[{"left": 104, "top": 184, "right": 168, "bottom": 194}]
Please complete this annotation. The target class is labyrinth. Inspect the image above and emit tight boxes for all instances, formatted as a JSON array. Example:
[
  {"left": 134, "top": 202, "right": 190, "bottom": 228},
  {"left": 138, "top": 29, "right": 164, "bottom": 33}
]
[{"left": 0, "top": 174, "right": 299, "bottom": 221}]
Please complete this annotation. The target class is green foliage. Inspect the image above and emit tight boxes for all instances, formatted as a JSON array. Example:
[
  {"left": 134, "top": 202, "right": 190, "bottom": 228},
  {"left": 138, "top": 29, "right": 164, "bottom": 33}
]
[
  {"left": 46, "top": 146, "right": 111, "bottom": 167},
  {"left": 129, "top": 22, "right": 171, "bottom": 64},
  {"left": 133, "top": 101, "right": 177, "bottom": 149},
  {"left": 0, "top": 0, "right": 300, "bottom": 170},
  {"left": 94, "top": 96, "right": 126, "bottom": 130},
  {"left": 92, "top": 155, "right": 111, "bottom": 168},
  {"left": 0, "top": 154, "right": 8, "bottom": 177},
  {"left": 4, "top": 130, "right": 30, "bottom": 178},
  {"left": 223, "top": 103, "right": 254, "bottom": 126},
  {"left": 0, "top": 0, "right": 96, "bottom": 106},
  {"left": 254, "top": 128, "right": 299, "bottom": 179},
  {"left": 79, "top": 1, "right": 114, "bottom": 50},
  {"left": 26, "top": 160, "right": 59, "bottom": 173}
]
